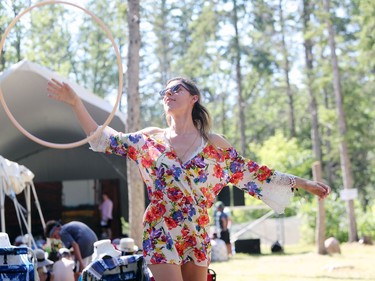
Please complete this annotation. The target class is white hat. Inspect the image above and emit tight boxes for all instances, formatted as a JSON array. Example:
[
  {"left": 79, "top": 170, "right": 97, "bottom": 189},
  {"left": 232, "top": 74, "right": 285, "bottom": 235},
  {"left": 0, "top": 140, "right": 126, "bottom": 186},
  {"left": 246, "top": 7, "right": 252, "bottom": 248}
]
[
  {"left": 0, "top": 232, "right": 11, "bottom": 247},
  {"left": 58, "top": 247, "right": 71, "bottom": 255},
  {"left": 34, "top": 249, "right": 54, "bottom": 268},
  {"left": 92, "top": 239, "right": 121, "bottom": 261},
  {"left": 14, "top": 235, "right": 24, "bottom": 245},
  {"left": 119, "top": 238, "right": 138, "bottom": 253}
]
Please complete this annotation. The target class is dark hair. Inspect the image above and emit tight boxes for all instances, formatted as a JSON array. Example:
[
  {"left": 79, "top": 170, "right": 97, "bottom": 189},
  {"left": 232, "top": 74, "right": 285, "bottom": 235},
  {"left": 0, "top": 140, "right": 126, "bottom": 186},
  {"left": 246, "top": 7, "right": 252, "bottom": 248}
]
[
  {"left": 44, "top": 220, "right": 61, "bottom": 238},
  {"left": 166, "top": 77, "right": 211, "bottom": 141}
]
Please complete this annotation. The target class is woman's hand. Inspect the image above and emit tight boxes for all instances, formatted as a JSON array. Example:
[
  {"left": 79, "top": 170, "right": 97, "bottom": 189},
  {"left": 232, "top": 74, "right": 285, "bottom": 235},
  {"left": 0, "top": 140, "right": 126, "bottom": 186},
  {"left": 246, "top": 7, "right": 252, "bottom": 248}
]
[
  {"left": 296, "top": 178, "right": 331, "bottom": 200},
  {"left": 47, "top": 78, "right": 98, "bottom": 135},
  {"left": 47, "top": 78, "right": 79, "bottom": 107}
]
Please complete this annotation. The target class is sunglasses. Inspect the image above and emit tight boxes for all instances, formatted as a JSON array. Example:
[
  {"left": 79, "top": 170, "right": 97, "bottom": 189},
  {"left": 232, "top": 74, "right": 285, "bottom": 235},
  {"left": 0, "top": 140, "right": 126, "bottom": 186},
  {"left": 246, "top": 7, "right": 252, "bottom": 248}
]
[{"left": 159, "top": 83, "right": 189, "bottom": 97}]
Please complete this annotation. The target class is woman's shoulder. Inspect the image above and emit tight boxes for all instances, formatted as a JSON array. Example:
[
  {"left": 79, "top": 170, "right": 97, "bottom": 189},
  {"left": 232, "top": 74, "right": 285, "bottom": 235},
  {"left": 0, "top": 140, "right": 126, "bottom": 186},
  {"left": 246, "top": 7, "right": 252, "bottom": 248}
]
[
  {"left": 139, "top": 127, "right": 165, "bottom": 136},
  {"left": 208, "top": 133, "right": 232, "bottom": 149}
]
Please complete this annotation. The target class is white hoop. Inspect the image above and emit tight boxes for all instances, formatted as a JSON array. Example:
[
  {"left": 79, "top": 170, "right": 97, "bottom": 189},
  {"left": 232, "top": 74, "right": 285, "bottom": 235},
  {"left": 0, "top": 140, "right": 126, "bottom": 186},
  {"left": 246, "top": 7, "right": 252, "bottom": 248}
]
[{"left": 0, "top": 0, "right": 123, "bottom": 149}]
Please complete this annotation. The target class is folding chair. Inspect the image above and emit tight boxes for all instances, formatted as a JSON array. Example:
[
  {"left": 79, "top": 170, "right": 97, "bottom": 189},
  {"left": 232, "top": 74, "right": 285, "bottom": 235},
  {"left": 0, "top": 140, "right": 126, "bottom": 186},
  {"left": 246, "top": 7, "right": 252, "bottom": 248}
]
[
  {"left": 0, "top": 246, "right": 37, "bottom": 281},
  {"left": 81, "top": 254, "right": 154, "bottom": 281}
]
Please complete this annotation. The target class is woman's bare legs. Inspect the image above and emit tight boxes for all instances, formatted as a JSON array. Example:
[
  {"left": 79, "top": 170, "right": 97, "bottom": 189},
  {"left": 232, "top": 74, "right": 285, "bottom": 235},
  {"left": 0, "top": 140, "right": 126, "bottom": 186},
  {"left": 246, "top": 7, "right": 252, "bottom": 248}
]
[
  {"left": 181, "top": 261, "right": 208, "bottom": 281},
  {"left": 148, "top": 264, "right": 183, "bottom": 281},
  {"left": 148, "top": 262, "right": 207, "bottom": 281}
]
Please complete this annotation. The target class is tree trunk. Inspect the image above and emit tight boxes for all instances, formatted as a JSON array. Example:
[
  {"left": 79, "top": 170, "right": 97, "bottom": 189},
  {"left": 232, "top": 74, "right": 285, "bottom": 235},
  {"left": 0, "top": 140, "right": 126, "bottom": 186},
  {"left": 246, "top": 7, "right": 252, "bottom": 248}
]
[
  {"left": 302, "top": 0, "right": 326, "bottom": 255},
  {"left": 126, "top": 0, "right": 144, "bottom": 248},
  {"left": 313, "top": 163, "right": 327, "bottom": 255},
  {"left": 232, "top": 0, "right": 246, "bottom": 155},
  {"left": 0, "top": 25, "right": 5, "bottom": 72},
  {"left": 278, "top": 0, "right": 296, "bottom": 138},
  {"left": 160, "top": 0, "right": 170, "bottom": 84},
  {"left": 322, "top": 86, "right": 335, "bottom": 188},
  {"left": 323, "top": 0, "right": 358, "bottom": 242}
]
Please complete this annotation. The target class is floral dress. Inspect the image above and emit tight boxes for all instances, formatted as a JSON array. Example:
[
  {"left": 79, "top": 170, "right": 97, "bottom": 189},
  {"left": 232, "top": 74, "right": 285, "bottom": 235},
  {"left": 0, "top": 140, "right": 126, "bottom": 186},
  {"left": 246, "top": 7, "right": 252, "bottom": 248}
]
[{"left": 89, "top": 126, "right": 296, "bottom": 267}]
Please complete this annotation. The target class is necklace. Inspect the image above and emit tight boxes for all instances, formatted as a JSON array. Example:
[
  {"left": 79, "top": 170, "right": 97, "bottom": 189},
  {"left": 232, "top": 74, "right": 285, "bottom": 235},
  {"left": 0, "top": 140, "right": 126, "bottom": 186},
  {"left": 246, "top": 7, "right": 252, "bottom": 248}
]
[{"left": 165, "top": 129, "right": 199, "bottom": 162}]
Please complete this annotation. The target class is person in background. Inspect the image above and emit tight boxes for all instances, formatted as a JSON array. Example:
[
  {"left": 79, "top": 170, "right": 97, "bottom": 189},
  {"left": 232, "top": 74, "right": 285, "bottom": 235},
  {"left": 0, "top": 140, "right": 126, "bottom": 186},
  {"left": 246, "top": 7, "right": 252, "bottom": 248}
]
[
  {"left": 13, "top": 235, "right": 26, "bottom": 246},
  {"left": 47, "top": 77, "right": 331, "bottom": 281},
  {"left": 52, "top": 247, "right": 75, "bottom": 281},
  {"left": 99, "top": 193, "right": 113, "bottom": 239},
  {"left": 34, "top": 248, "right": 54, "bottom": 281},
  {"left": 215, "top": 202, "right": 232, "bottom": 256},
  {"left": 210, "top": 233, "right": 228, "bottom": 262},
  {"left": 44, "top": 220, "right": 98, "bottom": 273}
]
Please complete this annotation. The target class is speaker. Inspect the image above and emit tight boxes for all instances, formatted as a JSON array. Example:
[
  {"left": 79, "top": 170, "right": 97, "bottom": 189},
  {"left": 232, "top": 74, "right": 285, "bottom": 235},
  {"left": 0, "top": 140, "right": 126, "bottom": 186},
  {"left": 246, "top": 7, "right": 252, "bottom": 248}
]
[{"left": 235, "top": 239, "right": 261, "bottom": 254}]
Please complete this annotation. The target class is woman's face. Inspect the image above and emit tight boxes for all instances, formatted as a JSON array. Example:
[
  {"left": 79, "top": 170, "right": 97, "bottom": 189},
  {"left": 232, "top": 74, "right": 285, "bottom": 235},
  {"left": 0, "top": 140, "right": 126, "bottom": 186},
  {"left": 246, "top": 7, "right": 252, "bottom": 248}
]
[{"left": 162, "top": 81, "right": 197, "bottom": 115}]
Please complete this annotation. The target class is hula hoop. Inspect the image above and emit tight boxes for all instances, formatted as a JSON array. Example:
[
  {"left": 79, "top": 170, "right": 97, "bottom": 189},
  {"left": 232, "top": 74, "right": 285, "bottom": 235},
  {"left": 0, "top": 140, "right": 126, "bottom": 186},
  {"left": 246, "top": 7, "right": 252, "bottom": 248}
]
[{"left": 0, "top": 0, "right": 123, "bottom": 149}]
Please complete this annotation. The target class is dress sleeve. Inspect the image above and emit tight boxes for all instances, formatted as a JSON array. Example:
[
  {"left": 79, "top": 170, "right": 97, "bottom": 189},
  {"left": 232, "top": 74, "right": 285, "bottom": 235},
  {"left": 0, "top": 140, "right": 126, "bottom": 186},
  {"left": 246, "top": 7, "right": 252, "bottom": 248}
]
[
  {"left": 88, "top": 126, "right": 147, "bottom": 163},
  {"left": 224, "top": 147, "right": 296, "bottom": 214}
]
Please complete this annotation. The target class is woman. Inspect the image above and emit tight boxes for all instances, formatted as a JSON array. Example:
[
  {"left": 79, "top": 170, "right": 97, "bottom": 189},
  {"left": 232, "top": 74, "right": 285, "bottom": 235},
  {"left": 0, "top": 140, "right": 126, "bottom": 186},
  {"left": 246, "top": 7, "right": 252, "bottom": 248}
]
[{"left": 47, "top": 77, "right": 330, "bottom": 281}]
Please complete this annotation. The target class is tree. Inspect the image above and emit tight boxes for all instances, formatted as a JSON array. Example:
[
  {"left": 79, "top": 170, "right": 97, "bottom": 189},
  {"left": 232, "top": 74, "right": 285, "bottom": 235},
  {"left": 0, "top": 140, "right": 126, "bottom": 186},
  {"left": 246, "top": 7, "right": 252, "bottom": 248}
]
[
  {"left": 126, "top": 0, "right": 143, "bottom": 247},
  {"left": 278, "top": 0, "right": 296, "bottom": 138},
  {"left": 232, "top": 0, "right": 246, "bottom": 155},
  {"left": 322, "top": 0, "right": 358, "bottom": 242},
  {"left": 302, "top": 0, "right": 326, "bottom": 255},
  {"left": 25, "top": 3, "right": 72, "bottom": 76},
  {"left": 0, "top": 1, "right": 28, "bottom": 71}
]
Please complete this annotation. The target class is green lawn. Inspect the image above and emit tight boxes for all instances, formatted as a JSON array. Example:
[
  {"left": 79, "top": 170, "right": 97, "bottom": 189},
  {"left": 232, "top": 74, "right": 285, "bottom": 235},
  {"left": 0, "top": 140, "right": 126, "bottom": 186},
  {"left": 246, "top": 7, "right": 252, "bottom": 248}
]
[{"left": 209, "top": 243, "right": 375, "bottom": 281}]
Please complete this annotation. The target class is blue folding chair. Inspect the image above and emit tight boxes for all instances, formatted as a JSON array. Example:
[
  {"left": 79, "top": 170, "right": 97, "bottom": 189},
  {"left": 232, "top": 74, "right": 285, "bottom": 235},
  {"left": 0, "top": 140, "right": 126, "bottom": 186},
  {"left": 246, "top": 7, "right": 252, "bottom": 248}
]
[
  {"left": 0, "top": 246, "right": 36, "bottom": 281},
  {"left": 81, "top": 254, "right": 153, "bottom": 281}
]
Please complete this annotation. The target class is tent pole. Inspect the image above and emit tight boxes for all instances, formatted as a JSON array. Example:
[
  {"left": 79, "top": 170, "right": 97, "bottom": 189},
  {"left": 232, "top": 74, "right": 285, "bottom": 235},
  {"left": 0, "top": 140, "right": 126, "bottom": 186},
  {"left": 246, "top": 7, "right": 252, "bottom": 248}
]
[
  {"left": 0, "top": 180, "right": 5, "bottom": 232},
  {"left": 26, "top": 184, "right": 32, "bottom": 248},
  {"left": 12, "top": 197, "right": 37, "bottom": 249},
  {"left": 31, "top": 182, "right": 46, "bottom": 229}
]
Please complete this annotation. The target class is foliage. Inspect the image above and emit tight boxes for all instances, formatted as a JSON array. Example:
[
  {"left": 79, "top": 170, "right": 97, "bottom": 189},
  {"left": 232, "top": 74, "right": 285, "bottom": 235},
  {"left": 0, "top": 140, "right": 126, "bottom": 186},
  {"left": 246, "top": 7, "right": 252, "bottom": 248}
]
[
  {"left": 120, "top": 216, "right": 130, "bottom": 236},
  {"left": 356, "top": 204, "right": 375, "bottom": 240},
  {"left": 299, "top": 196, "right": 375, "bottom": 243},
  {"left": 249, "top": 131, "right": 314, "bottom": 179}
]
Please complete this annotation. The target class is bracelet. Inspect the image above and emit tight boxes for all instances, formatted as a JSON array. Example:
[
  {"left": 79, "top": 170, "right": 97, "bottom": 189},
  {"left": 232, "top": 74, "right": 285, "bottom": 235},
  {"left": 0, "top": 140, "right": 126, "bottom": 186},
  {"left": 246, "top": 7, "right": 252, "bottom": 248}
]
[{"left": 290, "top": 176, "right": 297, "bottom": 192}]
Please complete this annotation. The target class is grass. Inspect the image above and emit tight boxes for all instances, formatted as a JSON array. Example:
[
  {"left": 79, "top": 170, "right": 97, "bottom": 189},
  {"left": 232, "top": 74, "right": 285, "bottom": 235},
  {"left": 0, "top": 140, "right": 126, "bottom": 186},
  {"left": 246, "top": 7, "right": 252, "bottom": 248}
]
[{"left": 209, "top": 243, "right": 375, "bottom": 281}]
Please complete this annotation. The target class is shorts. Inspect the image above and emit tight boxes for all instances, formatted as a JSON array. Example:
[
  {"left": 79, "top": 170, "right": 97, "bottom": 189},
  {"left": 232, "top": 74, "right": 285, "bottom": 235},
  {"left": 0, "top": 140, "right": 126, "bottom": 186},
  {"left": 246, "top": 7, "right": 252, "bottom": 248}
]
[
  {"left": 220, "top": 229, "right": 230, "bottom": 244},
  {"left": 101, "top": 219, "right": 112, "bottom": 228}
]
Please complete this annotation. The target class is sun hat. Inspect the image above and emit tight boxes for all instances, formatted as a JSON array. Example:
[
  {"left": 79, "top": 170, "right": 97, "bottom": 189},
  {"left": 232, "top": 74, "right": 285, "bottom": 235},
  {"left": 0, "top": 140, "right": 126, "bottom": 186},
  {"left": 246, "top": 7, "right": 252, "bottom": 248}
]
[
  {"left": 34, "top": 248, "right": 54, "bottom": 268},
  {"left": 0, "top": 232, "right": 11, "bottom": 247},
  {"left": 92, "top": 239, "right": 121, "bottom": 261},
  {"left": 119, "top": 237, "right": 138, "bottom": 253}
]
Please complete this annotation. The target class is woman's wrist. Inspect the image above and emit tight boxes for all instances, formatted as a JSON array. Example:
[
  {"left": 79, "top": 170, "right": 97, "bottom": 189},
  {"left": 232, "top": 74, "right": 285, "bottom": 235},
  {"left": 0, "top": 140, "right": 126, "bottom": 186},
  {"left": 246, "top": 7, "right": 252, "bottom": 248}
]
[
  {"left": 295, "top": 177, "right": 309, "bottom": 190},
  {"left": 71, "top": 95, "right": 82, "bottom": 108}
]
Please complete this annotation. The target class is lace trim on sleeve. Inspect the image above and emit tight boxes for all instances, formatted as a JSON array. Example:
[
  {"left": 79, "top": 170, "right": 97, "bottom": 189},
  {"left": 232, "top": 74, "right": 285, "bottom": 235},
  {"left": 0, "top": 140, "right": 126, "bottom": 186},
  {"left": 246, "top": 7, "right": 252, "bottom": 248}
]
[
  {"left": 88, "top": 126, "right": 118, "bottom": 152},
  {"left": 260, "top": 171, "right": 296, "bottom": 214},
  {"left": 270, "top": 171, "right": 297, "bottom": 191}
]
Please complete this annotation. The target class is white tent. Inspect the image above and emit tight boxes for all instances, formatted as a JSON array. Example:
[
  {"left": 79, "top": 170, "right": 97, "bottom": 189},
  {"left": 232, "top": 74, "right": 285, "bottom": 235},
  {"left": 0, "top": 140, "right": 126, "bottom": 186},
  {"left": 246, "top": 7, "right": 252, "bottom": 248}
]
[
  {"left": 0, "top": 60, "right": 126, "bottom": 181},
  {"left": 0, "top": 155, "right": 45, "bottom": 247},
  {"left": 0, "top": 60, "right": 128, "bottom": 241},
  {"left": 0, "top": 59, "right": 126, "bottom": 152}
]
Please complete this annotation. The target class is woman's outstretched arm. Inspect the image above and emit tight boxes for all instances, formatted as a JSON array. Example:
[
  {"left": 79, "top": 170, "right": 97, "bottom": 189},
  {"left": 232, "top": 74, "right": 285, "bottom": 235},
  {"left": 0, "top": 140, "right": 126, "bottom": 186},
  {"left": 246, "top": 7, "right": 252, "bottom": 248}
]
[
  {"left": 47, "top": 79, "right": 98, "bottom": 135},
  {"left": 209, "top": 133, "right": 331, "bottom": 201}
]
